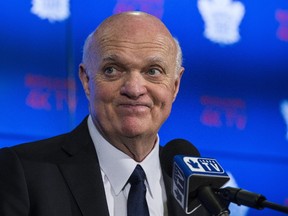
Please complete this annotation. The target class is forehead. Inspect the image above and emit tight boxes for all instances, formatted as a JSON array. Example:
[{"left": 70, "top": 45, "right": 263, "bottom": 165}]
[
  {"left": 85, "top": 13, "right": 177, "bottom": 67},
  {"left": 95, "top": 29, "right": 176, "bottom": 61},
  {"left": 100, "top": 35, "right": 172, "bottom": 53},
  {"left": 95, "top": 38, "right": 175, "bottom": 69}
]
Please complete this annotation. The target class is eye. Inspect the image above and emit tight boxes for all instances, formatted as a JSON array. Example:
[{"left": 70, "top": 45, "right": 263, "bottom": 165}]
[
  {"left": 102, "top": 66, "right": 123, "bottom": 80},
  {"left": 104, "top": 66, "right": 117, "bottom": 75},
  {"left": 147, "top": 68, "right": 162, "bottom": 76}
]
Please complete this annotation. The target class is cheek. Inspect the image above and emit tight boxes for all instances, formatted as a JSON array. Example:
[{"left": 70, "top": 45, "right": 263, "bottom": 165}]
[
  {"left": 89, "top": 80, "right": 113, "bottom": 100},
  {"left": 154, "top": 84, "right": 175, "bottom": 112},
  {"left": 88, "top": 82, "right": 110, "bottom": 112}
]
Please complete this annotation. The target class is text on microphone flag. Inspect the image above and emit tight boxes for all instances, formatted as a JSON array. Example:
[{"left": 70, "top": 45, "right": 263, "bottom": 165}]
[{"left": 184, "top": 157, "right": 225, "bottom": 174}]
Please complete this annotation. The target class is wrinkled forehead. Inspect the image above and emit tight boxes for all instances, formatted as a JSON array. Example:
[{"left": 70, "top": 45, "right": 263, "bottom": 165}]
[{"left": 83, "top": 12, "right": 178, "bottom": 70}]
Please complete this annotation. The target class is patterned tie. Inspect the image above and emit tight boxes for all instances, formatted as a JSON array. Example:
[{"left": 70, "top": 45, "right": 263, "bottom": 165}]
[{"left": 127, "top": 165, "right": 150, "bottom": 216}]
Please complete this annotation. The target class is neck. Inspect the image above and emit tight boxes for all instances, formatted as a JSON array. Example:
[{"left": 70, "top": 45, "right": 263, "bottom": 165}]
[
  {"left": 92, "top": 118, "right": 157, "bottom": 162},
  {"left": 107, "top": 134, "right": 157, "bottom": 162},
  {"left": 121, "top": 136, "right": 157, "bottom": 162}
]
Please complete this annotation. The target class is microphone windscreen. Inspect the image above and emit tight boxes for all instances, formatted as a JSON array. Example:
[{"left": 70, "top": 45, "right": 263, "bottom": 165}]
[{"left": 160, "top": 139, "right": 200, "bottom": 178}]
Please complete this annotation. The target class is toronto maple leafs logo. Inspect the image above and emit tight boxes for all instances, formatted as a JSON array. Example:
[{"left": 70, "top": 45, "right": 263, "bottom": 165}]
[
  {"left": 31, "top": 0, "right": 70, "bottom": 22},
  {"left": 197, "top": 0, "right": 245, "bottom": 45},
  {"left": 280, "top": 100, "right": 288, "bottom": 141}
]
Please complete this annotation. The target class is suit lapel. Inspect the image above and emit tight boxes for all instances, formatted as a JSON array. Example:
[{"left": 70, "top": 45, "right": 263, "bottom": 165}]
[{"left": 58, "top": 118, "right": 110, "bottom": 216}]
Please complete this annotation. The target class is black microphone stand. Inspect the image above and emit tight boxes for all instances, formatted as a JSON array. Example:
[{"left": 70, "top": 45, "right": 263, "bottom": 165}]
[
  {"left": 216, "top": 187, "right": 288, "bottom": 214},
  {"left": 198, "top": 186, "right": 230, "bottom": 216}
]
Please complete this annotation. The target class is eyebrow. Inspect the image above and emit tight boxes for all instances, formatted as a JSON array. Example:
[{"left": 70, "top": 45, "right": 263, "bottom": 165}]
[
  {"left": 102, "top": 54, "right": 120, "bottom": 63},
  {"left": 102, "top": 54, "right": 166, "bottom": 63},
  {"left": 146, "top": 56, "right": 166, "bottom": 64}
]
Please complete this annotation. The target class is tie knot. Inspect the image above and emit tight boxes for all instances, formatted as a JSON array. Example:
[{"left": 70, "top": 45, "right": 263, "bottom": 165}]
[{"left": 129, "top": 165, "right": 146, "bottom": 185}]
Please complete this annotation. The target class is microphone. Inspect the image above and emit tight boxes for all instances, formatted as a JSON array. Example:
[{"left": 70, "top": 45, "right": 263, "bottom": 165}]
[
  {"left": 160, "top": 138, "right": 200, "bottom": 177},
  {"left": 161, "top": 139, "right": 230, "bottom": 216},
  {"left": 161, "top": 139, "right": 288, "bottom": 215}
]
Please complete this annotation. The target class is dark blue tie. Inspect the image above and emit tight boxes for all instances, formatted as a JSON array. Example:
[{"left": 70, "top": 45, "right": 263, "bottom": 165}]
[{"left": 127, "top": 165, "right": 150, "bottom": 216}]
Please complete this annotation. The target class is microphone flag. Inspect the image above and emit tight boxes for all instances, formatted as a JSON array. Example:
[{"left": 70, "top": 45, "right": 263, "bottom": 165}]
[{"left": 172, "top": 155, "right": 230, "bottom": 214}]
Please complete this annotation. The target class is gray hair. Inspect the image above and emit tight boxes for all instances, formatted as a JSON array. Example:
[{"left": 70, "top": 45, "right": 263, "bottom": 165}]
[
  {"left": 81, "top": 32, "right": 95, "bottom": 70},
  {"left": 173, "top": 37, "right": 183, "bottom": 78}
]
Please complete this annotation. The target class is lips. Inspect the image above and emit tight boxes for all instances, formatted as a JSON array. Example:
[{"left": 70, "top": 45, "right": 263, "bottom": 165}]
[{"left": 117, "top": 101, "right": 152, "bottom": 113}]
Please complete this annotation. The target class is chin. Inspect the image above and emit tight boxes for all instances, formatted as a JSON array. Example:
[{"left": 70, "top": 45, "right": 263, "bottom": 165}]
[
  {"left": 120, "top": 127, "right": 145, "bottom": 138},
  {"left": 118, "top": 118, "right": 158, "bottom": 137}
]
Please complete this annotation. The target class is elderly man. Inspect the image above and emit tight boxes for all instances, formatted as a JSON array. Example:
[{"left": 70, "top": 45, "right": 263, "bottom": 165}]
[{"left": 0, "top": 11, "right": 209, "bottom": 216}]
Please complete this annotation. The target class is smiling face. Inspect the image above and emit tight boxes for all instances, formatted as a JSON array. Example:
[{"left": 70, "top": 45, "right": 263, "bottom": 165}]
[{"left": 79, "top": 12, "right": 184, "bottom": 157}]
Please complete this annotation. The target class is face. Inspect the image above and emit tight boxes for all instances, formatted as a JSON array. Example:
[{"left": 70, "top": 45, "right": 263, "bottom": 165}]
[{"left": 79, "top": 14, "right": 184, "bottom": 145}]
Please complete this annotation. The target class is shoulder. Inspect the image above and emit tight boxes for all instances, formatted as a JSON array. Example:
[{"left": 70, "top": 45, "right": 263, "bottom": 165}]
[
  {"left": 10, "top": 133, "right": 69, "bottom": 158},
  {"left": 0, "top": 131, "right": 74, "bottom": 164},
  {"left": 0, "top": 116, "right": 91, "bottom": 162}
]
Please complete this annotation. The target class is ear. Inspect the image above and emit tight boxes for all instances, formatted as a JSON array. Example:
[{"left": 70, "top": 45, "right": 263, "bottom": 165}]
[
  {"left": 79, "top": 64, "right": 90, "bottom": 99},
  {"left": 172, "top": 67, "right": 185, "bottom": 102}
]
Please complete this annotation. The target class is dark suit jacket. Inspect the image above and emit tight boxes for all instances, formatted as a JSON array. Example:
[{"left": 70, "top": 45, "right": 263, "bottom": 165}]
[{"left": 0, "top": 117, "right": 209, "bottom": 216}]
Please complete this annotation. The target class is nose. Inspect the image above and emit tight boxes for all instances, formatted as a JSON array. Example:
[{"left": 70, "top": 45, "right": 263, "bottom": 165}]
[{"left": 120, "top": 72, "right": 147, "bottom": 99}]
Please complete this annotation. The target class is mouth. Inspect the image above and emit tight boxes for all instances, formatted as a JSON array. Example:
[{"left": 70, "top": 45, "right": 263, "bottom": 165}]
[{"left": 117, "top": 102, "right": 152, "bottom": 113}]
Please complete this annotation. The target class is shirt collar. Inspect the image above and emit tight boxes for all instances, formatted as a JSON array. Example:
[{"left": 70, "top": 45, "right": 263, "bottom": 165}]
[{"left": 87, "top": 115, "right": 161, "bottom": 198}]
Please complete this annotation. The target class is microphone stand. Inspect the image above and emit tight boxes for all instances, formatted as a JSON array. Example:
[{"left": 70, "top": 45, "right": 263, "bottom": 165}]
[
  {"left": 198, "top": 186, "right": 230, "bottom": 216},
  {"left": 216, "top": 187, "right": 288, "bottom": 214}
]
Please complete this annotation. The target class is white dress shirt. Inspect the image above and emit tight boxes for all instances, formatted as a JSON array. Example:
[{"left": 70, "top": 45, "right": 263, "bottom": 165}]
[{"left": 87, "top": 116, "right": 168, "bottom": 216}]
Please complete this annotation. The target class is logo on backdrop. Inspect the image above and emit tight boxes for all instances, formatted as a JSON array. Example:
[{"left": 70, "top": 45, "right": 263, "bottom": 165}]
[
  {"left": 280, "top": 100, "right": 288, "bottom": 141},
  {"left": 197, "top": 0, "right": 245, "bottom": 45},
  {"left": 25, "top": 74, "right": 76, "bottom": 112},
  {"left": 31, "top": 0, "right": 70, "bottom": 22},
  {"left": 275, "top": 9, "right": 288, "bottom": 42},
  {"left": 200, "top": 95, "right": 247, "bottom": 130}
]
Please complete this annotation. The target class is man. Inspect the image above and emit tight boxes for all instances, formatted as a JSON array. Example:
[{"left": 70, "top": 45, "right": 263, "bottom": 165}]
[{"left": 0, "top": 11, "right": 209, "bottom": 215}]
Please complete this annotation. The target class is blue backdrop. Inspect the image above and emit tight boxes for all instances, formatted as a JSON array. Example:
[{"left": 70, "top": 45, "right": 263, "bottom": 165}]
[{"left": 1, "top": 0, "right": 288, "bottom": 215}]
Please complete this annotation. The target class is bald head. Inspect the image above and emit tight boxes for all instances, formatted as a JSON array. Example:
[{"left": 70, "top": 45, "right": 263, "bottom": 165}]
[
  {"left": 95, "top": 11, "right": 173, "bottom": 42},
  {"left": 82, "top": 11, "right": 183, "bottom": 76}
]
